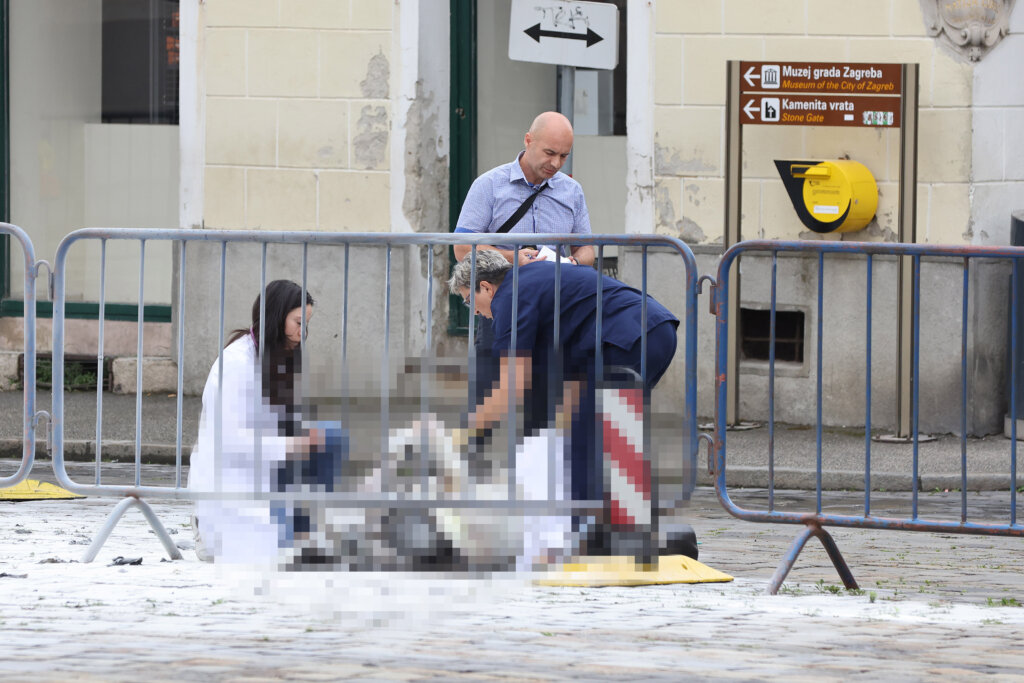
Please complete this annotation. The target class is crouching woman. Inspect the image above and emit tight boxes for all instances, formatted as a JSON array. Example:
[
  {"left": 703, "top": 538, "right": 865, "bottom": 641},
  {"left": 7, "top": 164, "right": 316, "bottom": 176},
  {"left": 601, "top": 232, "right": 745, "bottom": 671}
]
[{"left": 188, "top": 280, "right": 320, "bottom": 563}]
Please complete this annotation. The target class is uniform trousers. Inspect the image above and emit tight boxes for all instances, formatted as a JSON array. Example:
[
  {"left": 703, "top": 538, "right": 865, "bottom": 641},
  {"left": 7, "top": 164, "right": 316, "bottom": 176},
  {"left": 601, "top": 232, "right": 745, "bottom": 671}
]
[{"left": 570, "top": 320, "right": 678, "bottom": 502}]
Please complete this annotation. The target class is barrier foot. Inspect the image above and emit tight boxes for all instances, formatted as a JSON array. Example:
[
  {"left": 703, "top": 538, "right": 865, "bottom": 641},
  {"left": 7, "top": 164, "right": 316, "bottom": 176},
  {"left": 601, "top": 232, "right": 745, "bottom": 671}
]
[
  {"left": 82, "top": 496, "right": 184, "bottom": 563},
  {"left": 767, "top": 521, "right": 857, "bottom": 595}
]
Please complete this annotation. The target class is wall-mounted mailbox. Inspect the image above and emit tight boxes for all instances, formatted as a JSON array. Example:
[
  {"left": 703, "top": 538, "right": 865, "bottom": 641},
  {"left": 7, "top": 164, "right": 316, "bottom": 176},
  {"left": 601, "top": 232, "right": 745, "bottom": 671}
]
[{"left": 774, "top": 159, "right": 878, "bottom": 233}]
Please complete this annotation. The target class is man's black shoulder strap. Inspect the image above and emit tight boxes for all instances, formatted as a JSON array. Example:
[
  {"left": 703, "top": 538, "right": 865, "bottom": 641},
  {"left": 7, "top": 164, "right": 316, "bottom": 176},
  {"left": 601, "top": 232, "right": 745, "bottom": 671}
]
[{"left": 495, "top": 184, "right": 548, "bottom": 234}]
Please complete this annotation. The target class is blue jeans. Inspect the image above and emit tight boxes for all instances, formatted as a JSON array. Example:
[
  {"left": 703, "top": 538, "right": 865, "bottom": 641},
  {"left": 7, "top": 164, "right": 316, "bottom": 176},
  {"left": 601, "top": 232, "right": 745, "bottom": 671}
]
[{"left": 272, "top": 421, "right": 348, "bottom": 542}]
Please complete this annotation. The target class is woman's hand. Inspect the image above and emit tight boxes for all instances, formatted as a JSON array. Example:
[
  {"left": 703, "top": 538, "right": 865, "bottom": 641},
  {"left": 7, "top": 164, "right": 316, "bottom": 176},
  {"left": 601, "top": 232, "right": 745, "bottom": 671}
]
[
  {"left": 306, "top": 427, "right": 325, "bottom": 450},
  {"left": 287, "top": 428, "right": 325, "bottom": 454}
]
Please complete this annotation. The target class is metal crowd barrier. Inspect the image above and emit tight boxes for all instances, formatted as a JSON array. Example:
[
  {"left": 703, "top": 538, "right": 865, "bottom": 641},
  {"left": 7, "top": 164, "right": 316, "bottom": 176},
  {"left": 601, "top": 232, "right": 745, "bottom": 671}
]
[
  {"left": 0, "top": 223, "right": 43, "bottom": 489},
  {"left": 49, "top": 228, "right": 699, "bottom": 564},
  {"left": 14, "top": 226, "right": 1024, "bottom": 584},
  {"left": 711, "top": 240, "right": 1024, "bottom": 593}
]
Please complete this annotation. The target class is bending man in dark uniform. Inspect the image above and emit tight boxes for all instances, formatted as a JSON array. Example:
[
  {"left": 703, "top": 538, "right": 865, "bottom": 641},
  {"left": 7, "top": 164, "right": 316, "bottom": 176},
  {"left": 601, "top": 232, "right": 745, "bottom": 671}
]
[{"left": 447, "top": 249, "right": 679, "bottom": 510}]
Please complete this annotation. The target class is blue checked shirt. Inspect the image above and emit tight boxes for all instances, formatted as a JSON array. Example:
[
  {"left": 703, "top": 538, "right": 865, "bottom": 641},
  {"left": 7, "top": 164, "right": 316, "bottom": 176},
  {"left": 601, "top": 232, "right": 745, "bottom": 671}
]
[{"left": 455, "top": 152, "right": 591, "bottom": 257}]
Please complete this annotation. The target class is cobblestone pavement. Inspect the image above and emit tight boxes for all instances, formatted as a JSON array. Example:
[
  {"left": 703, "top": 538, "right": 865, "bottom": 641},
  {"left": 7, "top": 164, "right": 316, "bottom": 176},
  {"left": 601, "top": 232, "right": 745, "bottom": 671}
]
[{"left": 2, "top": 480, "right": 1023, "bottom": 681}]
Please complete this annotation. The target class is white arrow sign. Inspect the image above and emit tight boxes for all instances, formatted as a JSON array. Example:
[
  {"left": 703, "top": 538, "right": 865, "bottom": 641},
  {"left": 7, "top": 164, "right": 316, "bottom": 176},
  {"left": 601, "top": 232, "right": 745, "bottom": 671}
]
[
  {"left": 743, "top": 99, "right": 759, "bottom": 119},
  {"left": 508, "top": 0, "right": 619, "bottom": 70},
  {"left": 743, "top": 66, "right": 760, "bottom": 88}
]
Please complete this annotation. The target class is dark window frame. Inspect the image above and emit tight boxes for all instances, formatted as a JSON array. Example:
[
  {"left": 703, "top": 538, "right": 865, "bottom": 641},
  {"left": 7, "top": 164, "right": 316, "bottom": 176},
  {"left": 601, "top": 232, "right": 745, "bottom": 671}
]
[
  {"left": 101, "top": 0, "right": 180, "bottom": 125},
  {"left": 740, "top": 307, "right": 806, "bottom": 364},
  {"left": 0, "top": 0, "right": 173, "bottom": 324},
  {"left": 447, "top": 0, "right": 477, "bottom": 336}
]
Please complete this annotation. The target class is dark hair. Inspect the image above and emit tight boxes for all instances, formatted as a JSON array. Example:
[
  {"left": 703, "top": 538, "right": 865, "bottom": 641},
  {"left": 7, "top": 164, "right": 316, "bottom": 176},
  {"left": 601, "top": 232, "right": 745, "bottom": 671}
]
[
  {"left": 227, "top": 280, "right": 315, "bottom": 425},
  {"left": 227, "top": 280, "right": 315, "bottom": 357}
]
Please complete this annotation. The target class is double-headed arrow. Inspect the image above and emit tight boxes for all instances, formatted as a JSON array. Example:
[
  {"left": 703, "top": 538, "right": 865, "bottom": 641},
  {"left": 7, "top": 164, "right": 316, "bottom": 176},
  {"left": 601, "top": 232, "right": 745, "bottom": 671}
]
[{"left": 524, "top": 23, "right": 604, "bottom": 47}]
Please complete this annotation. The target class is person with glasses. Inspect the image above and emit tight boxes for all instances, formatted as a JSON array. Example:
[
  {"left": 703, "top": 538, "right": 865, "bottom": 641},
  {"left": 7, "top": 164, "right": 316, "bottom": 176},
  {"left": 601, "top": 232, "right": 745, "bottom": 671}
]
[{"left": 448, "top": 250, "right": 680, "bottom": 555}]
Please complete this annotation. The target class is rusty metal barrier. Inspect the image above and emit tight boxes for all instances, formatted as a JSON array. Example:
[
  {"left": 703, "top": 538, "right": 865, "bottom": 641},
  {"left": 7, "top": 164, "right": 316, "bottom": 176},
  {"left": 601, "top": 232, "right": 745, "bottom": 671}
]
[
  {"left": 49, "top": 228, "right": 699, "bottom": 566},
  {"left": 711, "top": 240, "right": 1024, "bottom": 594},
  {"left": 0, "top": 223, "right": 45, "bottom": 490}
]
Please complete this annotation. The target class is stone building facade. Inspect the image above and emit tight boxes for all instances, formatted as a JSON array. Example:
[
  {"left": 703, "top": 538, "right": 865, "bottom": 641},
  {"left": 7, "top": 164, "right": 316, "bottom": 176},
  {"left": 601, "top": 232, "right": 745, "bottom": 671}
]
[{"left": 2, "top": 0, "right": 1021, "bottom": 433}]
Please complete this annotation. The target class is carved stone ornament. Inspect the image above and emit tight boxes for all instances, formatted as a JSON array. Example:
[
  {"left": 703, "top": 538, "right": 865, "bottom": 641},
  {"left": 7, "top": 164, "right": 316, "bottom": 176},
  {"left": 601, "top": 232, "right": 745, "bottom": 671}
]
[{"left": 920, "top": 0, "right": 1016, "bottom": 62}]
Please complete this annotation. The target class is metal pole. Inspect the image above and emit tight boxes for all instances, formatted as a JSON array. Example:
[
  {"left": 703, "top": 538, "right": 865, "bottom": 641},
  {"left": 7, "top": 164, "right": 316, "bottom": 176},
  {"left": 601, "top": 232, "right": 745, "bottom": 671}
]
[
  {"left": 724, "top": 61, "right": 743, "bottom": 426},
  {"left": 381, "top": 246, "right": 392, "bottom": 493},
  {"left": 816, "top": 253, "right": 824, "bottom": 515},
  {"left": 174, "top": 241, "right": 187, "bottom": 489},
  {"left": 864, "top": 255, "right": 873, "bottom": 517},
  {"left": 508, "top": 250, "right": 520, "bottom": 503},
  {"left": 341, "top": 244, "right": 350, "bottom": 427},
  {"left": 134, "top": 240, "right": 146, "bottom": 487},
  {"left": 254, "top": 246, "right": 267, "bottom": 498},
  {"left": 769, "top": 251, "right": 777, "bottom": 511},
  {"left": 960, "top": 258, "right": 969, "bottom": 522},
  {"left": 557, "top": 64, "right": 575, "bottom": 176},
  {"left": 95, "top": 241, "right": 107, "bottom": 486},
  {"left": 896, "top": 63, "right": 919, "bottom": 438}
]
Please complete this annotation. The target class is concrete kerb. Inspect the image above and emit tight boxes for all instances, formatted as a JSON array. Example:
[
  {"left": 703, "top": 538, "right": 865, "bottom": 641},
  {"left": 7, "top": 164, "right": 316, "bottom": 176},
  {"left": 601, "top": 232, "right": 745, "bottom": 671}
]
[
  {"left": 3, "top": 389, "right": 1020, "bottom": 491},
  {"left": 0, "top": 440, "right": 182, "bottom": 464},
  {"left": 3, "top": 453, "right": 1017, "bottom": 494},
  {"left": 698, "top": 468, "right": 1020, "bottom": 492}
]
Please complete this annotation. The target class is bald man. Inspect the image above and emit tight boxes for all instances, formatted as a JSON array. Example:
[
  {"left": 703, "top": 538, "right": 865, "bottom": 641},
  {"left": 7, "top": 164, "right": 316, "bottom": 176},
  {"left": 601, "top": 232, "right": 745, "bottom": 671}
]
[
  {"left": 454, "top": 111, "right": 593, "bottom": 267},
  {"left": 455, "top": 112, "right": 594, "bottom": 401}
]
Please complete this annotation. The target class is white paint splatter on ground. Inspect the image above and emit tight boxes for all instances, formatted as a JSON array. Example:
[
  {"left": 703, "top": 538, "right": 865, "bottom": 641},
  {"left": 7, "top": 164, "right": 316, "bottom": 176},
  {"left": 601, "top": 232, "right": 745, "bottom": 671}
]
[{"left": 2, "top": 497, "right": 1023, "bottom": 680}]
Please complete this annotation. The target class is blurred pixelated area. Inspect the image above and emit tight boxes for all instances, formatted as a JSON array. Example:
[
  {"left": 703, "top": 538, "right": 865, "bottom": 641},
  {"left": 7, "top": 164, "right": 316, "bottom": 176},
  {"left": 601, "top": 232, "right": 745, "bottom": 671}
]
[{"left": 192, "top": 353, "right": 694, "bottom": 573}]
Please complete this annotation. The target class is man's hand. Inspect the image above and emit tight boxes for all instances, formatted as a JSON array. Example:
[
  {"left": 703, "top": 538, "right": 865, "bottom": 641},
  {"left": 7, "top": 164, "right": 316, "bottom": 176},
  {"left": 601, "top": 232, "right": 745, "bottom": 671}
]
[
  {"left": 515, "top": 248, "right": 539, "bottom": 266},
  {"left": 570, "top": 245, "right": 595, "bottom": 267},
  {"left": 453, "top": 243, "right": 537, "bottom": 267},
  {"left": 449, "top": 427, "right": 470, "bottom": 451},
  {"left": 448, "top": 426, "right": 493, "bottom": 456}
]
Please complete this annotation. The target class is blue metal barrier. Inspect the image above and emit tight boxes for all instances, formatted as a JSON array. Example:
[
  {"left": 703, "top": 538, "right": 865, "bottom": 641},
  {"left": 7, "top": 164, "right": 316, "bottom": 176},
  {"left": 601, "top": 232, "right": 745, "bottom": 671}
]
[
  {"left": 712, "top": 240, "right": 1024, "bottom": 593},
  {"left": 0, "top": 223, "right": 43, "bottom": 489},
  {"left": 28, "top": 226, "right": 1024, "bottom": 581},
  {"left": 50, "top": 228, "right": 699, "bottom": 564}
]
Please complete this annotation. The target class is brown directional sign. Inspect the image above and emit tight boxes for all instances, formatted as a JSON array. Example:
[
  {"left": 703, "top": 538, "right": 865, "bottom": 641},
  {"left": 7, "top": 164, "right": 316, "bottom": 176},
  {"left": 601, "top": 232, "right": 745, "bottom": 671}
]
[
  {"left": 739, "top": 93, "right": 901, "bottom": 128},
  {"left": 739, "top": 61, "right": 902, "bottom": 97}
]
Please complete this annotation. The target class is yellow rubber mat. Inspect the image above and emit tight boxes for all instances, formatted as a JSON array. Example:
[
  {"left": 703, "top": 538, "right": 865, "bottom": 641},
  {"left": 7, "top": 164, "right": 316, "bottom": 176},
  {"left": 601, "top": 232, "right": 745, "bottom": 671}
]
[
  {"left": 0, "top": 479, "right": 85, "bottom": 501},
  {"left": 536, "top": 554, "right": 733, "bottom": 587}
]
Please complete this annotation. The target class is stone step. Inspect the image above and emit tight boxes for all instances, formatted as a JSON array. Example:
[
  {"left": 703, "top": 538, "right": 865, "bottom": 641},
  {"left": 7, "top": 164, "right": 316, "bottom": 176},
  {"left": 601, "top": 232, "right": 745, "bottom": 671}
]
[{"left": 0, "top": 351, "right": 179, "bottom": 395}]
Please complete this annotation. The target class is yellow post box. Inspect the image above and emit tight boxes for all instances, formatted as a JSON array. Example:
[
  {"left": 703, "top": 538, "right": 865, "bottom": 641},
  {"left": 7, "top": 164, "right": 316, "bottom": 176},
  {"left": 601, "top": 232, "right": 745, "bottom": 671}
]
[{"left": 774, "top": 159, "right": 878, "bottom": 233}]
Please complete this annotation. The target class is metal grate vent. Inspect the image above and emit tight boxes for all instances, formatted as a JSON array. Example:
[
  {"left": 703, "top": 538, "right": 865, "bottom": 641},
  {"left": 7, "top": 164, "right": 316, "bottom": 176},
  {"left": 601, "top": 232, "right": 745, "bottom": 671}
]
[{"left": 740, "top": 308, "right": 805, "bottom": 363}]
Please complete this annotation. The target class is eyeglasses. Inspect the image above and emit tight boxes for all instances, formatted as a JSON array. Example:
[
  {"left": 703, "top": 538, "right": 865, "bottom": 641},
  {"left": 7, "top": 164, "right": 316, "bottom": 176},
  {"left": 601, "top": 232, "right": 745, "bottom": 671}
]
[{"left": 461, "top": 293, "right": 473, "bottom": 309}]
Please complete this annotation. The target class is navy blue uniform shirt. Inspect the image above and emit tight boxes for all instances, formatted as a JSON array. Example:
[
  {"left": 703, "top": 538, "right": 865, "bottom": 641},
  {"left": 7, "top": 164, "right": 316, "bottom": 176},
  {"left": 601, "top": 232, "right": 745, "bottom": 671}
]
[
  {"left": 488, "top": 261, "right": 678, "bottom": 432},
  {"left": 489, "top": 260, "right": 677, "bottom": 358}
]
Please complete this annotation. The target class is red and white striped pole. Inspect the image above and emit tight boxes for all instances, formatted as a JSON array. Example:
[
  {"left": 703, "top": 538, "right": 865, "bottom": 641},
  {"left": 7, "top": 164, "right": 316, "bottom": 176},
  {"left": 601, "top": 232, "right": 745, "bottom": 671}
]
[{"left": 600, "top": 384, "right": 652, "bottom": 533}]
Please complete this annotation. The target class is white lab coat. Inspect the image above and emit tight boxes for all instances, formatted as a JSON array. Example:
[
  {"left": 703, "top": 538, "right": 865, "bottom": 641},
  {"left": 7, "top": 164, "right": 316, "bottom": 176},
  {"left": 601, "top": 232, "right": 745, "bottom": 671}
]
[{"left": 188, "top": 336, "right": 291, "bottom": 563}]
